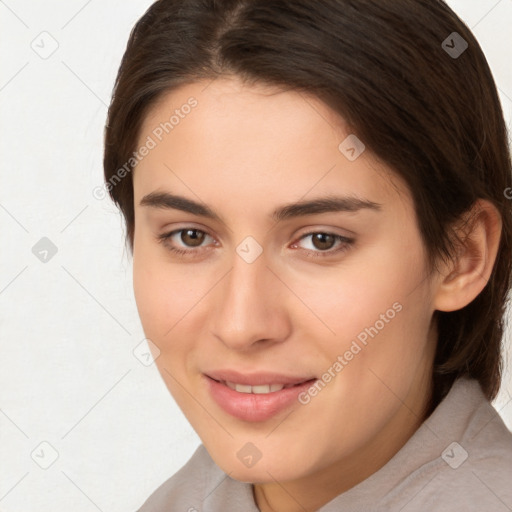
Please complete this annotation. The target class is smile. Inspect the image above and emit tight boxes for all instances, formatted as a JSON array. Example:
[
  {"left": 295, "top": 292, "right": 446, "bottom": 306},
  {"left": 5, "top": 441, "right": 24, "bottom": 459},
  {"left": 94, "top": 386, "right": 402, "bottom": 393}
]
[
  {"left": 204, "top": 373, "right": 318, "bottom": 422},
  {"left": 223, "top": 381, "right": 308, "bottom": 394}
]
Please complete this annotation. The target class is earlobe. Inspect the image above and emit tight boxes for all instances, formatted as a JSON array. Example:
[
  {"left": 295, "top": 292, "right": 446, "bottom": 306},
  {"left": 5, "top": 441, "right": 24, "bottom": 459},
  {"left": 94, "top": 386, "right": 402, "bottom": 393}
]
[{"left": 433, "top": 199, "right": 502, "bottom": 313}]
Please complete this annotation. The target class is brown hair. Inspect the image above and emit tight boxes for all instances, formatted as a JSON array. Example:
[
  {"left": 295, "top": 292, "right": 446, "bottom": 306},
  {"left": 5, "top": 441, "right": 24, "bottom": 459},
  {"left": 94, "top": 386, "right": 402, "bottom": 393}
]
[{"left": 103, "top": 0, "right": 512, "bottom": 410}]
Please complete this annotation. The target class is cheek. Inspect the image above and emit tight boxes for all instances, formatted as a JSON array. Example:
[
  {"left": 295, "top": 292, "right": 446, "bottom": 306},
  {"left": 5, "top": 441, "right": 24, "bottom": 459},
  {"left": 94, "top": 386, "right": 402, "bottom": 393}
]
[
  {"left": 133, "top": 230, "right": 183, "bottom": 323},
  {"left": 132, "top": 254, "right": 200, "bottom": 402},
  {"left": 324, "top": 267, "right": 433, "bottom": 411},
  {"left": 133, "top": 264, "right": 193, "bottom": 339},
  {"left": 133, "top": 245, "right": 159, "bottom": 331},
  {"left": 307, "top": 242, "right": 432, "bottom": 369},
  {"left": 133, "top": 239, "right": 180, "bottom": 339},
  {"left": 298, "top": 258, "right": 420, "bottom": 344}
]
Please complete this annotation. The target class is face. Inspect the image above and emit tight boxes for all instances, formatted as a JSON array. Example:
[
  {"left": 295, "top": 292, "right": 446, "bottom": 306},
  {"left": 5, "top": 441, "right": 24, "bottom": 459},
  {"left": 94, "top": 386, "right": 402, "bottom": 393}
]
[{"left": 132, "top": 77, "right": 439, "bottom": 486}]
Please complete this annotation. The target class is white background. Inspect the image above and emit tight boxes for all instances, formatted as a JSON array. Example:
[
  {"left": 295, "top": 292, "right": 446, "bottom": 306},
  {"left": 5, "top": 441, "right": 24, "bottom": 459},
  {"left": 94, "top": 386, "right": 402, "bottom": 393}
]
[{"left": 0, "top": 1, "right": 511, "bottom": 511}]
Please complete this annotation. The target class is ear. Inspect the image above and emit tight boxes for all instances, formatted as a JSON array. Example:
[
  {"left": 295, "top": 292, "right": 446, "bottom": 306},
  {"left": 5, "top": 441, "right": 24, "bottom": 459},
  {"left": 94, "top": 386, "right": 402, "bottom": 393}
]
[{"left": 433, "top": 199, "right": 503, "bottom": 312}]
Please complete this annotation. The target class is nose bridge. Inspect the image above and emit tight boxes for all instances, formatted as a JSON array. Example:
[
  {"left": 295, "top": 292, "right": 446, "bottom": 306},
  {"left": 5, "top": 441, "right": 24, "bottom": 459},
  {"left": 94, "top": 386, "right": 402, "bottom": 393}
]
[
  {"left": 222, "top": 249, "right": 271, "bottom": 322},
  {"left": 211, "top": 243, "right": 288, "bottom": 349}
]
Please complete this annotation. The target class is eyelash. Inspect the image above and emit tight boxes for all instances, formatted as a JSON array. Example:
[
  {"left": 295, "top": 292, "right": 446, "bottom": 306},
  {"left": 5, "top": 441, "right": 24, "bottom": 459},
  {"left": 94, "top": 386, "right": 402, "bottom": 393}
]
[{"left": 156, "top": 228, "right": 354, "bottom": 259}]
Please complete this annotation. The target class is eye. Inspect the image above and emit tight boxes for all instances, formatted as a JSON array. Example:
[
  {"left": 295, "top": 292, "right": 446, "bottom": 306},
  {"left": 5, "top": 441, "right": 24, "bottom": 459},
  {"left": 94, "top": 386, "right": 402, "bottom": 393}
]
[
  {"left": 291, "top": 231, "right": 354, "bottom": 258},
  {"left": 157, "top": 227, "right": 216, "bottom": 256}
]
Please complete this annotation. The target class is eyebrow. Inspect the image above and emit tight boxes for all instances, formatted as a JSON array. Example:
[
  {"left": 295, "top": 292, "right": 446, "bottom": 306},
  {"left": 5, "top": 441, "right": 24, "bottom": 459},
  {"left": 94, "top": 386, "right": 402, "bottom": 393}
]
[{"left": 140, "top": 191, "right": 382, "bottom": 223}]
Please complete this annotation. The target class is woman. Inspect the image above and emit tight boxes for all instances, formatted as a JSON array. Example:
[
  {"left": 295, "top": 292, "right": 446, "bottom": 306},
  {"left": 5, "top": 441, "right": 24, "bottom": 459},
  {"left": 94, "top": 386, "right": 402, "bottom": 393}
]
[{"left": 103, "top": 1, "right": 512, "bottom": 510}]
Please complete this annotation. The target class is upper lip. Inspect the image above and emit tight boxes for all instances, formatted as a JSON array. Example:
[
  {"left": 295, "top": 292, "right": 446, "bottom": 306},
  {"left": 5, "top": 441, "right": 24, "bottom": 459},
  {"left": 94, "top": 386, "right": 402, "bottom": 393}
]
[{"left": 205, "top": 369, "right": 316, "bottom": 386}]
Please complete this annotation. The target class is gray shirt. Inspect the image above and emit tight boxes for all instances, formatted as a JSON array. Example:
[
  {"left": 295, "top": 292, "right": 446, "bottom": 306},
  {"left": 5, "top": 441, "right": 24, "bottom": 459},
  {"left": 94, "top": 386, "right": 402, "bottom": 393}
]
[{"left": 137, "top": 377, "right": 512, "bottom": 511}]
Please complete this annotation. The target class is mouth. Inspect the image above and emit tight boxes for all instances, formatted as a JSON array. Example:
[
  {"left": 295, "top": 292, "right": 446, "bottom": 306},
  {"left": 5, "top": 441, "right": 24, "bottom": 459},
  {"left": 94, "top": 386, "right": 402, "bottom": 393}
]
[{"left": 204, "top": 372, "right": 318, "bottom": 422}]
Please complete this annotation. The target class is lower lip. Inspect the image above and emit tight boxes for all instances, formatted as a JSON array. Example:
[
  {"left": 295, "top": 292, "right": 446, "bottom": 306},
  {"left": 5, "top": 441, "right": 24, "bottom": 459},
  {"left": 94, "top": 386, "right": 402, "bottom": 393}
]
[{"left": 204, "top": 375, "right": 317, "bottom": 422}]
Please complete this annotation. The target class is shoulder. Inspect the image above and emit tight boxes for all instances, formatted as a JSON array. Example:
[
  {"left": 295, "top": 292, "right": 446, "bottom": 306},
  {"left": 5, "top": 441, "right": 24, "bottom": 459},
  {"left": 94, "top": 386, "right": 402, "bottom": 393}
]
[{"left": 398, "top": 378, "right": 512, "bottom": 511}]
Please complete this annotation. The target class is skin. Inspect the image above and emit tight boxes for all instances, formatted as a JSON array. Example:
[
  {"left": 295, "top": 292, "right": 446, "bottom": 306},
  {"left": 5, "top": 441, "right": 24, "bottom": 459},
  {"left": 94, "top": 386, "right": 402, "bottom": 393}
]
[{"left": 131, "top": 77, "right": 502, "bottom": 512}]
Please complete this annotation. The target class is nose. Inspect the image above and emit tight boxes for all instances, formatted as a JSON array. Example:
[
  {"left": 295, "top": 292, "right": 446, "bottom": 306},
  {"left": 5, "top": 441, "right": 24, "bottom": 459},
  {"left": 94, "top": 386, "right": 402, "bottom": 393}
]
[{"left": 210, "top": 247, "right": 292, "bottom": 351}]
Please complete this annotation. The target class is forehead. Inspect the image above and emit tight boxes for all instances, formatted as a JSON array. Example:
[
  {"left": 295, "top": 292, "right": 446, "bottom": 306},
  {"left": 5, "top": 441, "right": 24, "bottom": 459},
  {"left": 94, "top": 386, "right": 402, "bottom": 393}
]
[
  {"left": 139, "top": 77, "right": 347, "bottom": 150},
  {"left": 134, "top": 78, "right": 410, "bottom": 215}
]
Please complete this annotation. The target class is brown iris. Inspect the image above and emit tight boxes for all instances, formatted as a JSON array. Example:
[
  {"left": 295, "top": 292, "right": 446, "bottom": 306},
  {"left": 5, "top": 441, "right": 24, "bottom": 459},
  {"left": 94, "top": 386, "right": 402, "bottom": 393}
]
[
  {"left": 180, "top": 229, "right": 205, "bottom": 247},
  {"left": 310, "top": 233, "right": 336, "bottom": 251}
]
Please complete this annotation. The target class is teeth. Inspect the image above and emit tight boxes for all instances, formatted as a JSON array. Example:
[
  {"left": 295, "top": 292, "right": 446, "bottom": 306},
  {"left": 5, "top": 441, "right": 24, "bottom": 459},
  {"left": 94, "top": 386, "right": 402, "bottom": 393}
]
[
  {"left": 235, "top": 383, "right": 253, "bottom": 393},
  {"left": 251, "top": 385, "right": 271, "bottom": 394},
  {"left": 225, "top": 381, "right": 286, "bottom": 394}
]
